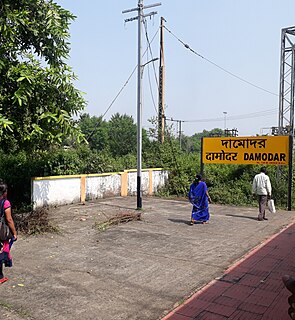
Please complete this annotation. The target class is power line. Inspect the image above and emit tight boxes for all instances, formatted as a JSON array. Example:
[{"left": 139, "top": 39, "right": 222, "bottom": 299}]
[
  {"left": 101, "top": 28, "right": 159, "bottom": 120},
  {"left": 146, "top": 51, "right": 158, "bottom": 113},
  {"left": 143, "top": 19, "right": 159, "bottom": 87},
  {"left": 86, "top": 28, "right": 159, "bottom": 141},
  {"left": 166, "top": 108, "right": 277, "bottom": 123},
  {"left": 143, "top": 19, "right": 159, "bottom": 114},
  {"left": 101, "top": 66, "right": 137, "bottom": 120},
  {"left": 164, "top": 25, "right": 278, "bottom": 97}
]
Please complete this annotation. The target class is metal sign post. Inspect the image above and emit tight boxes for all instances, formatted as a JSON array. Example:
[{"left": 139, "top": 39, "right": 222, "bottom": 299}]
[{"left": 288, "top": 135, "right": 293, "bottom": 211}]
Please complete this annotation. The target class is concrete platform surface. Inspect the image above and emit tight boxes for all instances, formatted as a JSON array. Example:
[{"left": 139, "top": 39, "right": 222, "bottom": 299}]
[{"left": 0, "top": 196, "right": 294, "bottom": 320}]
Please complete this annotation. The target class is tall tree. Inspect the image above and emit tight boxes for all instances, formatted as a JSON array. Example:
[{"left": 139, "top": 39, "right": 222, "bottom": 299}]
[
  {"left": 181, "top": 128, "right": 225, "bottom": 153},
  {"left": 108, "top": 113, "right": 137, "bottom": 157},
  {"left": 0, "top": 0, "right": 86, "bottom": 152},
  {"left": 78, "top": 113, "right": 109, "bottom": 151}
]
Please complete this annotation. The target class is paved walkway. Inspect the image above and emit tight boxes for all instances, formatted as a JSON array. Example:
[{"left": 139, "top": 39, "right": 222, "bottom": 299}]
[
  {"left": 162, "top": 220, "right": 295, "bottom": 320},
  {"left": 1, "top": 197, "right": 294, "bottom": 320}
]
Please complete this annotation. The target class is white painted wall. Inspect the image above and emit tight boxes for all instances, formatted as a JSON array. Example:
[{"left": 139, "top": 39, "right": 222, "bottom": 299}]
[
  {"left": 127, "top": 170, "right": 150, "bottom": 195},
  {"left": 32, "top": 177, "right": 81, "bottom": 208},
  {"left": 153, "top": 170, "right": 168, "bottom": 193},
  {"left": 32, "top": 169, "right": 168, "bottom": 209},
  {"left": 86, "top": 174, "right": 121, "bottom": 200}
]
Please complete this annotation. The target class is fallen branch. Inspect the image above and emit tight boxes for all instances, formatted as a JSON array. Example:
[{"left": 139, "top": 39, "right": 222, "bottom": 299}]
[{"left": 94, "top": 211, "right": 141, "bottom": 231}]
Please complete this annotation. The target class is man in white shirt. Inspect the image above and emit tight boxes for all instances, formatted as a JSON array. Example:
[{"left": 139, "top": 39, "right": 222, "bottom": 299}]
[{"left": 252, "top": 167, "right": 272, "bottom": 221}]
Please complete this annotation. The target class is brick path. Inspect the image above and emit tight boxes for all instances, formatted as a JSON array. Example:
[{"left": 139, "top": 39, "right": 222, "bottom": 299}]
[{"left": 162, "top": 221, "right": 295, "bottom": 320}]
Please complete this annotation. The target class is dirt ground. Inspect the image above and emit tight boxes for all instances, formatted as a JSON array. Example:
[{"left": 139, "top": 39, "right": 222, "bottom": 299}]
[{"left": 0, "top": 196, "right": 294, "bottom": 320}]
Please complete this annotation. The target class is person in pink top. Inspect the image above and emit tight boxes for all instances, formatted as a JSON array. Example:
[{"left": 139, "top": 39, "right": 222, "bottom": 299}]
[{"left": 0, "top": 181, "right": 17, "bottom": 284}]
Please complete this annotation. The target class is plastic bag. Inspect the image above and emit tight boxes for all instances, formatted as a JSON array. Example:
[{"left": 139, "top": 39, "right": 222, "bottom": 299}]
[{"left": 268, "top": 199, "right": 276, "bottom": 214}]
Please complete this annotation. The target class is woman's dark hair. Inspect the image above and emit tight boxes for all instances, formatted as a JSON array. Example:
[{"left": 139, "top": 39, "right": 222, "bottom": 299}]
[
  {"left": 195, "top": 174, "right": 202, "bottom": 181},
  {"left": 0, "top": 181, "right": 8, "bottom": 197}
]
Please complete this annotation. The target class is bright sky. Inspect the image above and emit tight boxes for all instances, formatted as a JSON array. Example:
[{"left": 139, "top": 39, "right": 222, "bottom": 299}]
[{"left": 55, "top": 0, "right": 295, "bottom": 137}]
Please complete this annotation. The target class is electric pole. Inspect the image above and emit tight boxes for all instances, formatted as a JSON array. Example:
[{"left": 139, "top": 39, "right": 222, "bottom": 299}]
[
  {"left": 178, "top": 120, "right": 183, "bottom": 149},
  {"left": 158, "top": 17, "right": 166, "bottom": 144},
  {"left": 165, "top": 117, "right": 184, "bottom": 148},
  {"left": 277, "top": 26, "right": 295, "bottom": 211},
  {"left": 123, "top": 1, "right": 161, "bottom": 209}
]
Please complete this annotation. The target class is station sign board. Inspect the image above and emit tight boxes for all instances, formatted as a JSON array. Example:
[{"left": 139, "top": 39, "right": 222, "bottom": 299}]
[{"left": 202, "top": 136, "right": 289, "bottom": 165}]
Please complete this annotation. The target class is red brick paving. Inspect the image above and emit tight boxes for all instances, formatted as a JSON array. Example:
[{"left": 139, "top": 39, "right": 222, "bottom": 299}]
[{"left": 162, "top": 222, "right": 295, "bottom": 320}]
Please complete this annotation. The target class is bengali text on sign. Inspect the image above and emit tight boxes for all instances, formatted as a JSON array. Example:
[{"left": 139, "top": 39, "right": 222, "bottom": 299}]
[{"left": 202, "top": 136, "right": 289, "bottom": 165}]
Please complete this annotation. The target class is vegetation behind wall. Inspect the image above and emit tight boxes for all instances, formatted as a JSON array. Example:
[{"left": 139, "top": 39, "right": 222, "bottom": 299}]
[{"left": 0, "top": 139, "right": 292, "bottom": 211}]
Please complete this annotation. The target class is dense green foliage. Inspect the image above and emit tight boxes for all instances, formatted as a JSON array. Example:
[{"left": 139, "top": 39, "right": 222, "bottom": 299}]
[
  {"left": 78, "top": 114, "right": 108, "bottom": 151},
  {"left": 181, "top": 128, "right": 224, "bottom": 153},
  {"left": 80, "top": 112, "right": 150, "bottom": 157},
  {"left": 0, "top": 0, "right": 86, "bottom": 152},
  {"left": 1, "top": 119, "right": 292, "bottom": 211}
]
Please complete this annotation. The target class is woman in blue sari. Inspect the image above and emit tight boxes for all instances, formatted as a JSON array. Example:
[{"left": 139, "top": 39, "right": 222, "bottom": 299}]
[{"left": 188, "top": 174, "right": 211, "bottom": 225}]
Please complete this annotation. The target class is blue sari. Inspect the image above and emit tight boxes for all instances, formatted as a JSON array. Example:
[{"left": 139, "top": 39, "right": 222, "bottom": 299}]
[{"left": 188, "top": 181, "right": 210, "bottom": 222}]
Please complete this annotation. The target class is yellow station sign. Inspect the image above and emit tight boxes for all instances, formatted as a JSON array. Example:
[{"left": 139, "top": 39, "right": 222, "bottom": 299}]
[{"left": 203, "top": 136, "right": 289, "bottom": 165}]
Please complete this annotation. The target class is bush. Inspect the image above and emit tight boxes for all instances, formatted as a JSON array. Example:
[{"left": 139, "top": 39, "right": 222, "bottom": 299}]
[{"left": 0, "top": 142, "right": 294, "bottom": 211}]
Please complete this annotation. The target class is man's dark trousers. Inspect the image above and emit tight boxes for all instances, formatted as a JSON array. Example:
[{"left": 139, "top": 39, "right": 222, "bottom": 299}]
[{"left": 258, "top": 195, "right": 267, "bottom": 220}]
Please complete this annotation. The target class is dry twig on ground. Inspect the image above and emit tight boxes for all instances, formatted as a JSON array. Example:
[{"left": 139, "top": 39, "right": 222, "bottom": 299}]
[
  {"left": 94, "top": 210, "right": 141, "bottom": 231},
  {"left": 14, "top": 207, "right": 59, "bottom": 235}
]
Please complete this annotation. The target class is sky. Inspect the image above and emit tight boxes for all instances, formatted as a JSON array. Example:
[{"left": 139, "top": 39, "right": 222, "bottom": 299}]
[{"left": 55, "top": 0, "right": 295, "bottom": 137}]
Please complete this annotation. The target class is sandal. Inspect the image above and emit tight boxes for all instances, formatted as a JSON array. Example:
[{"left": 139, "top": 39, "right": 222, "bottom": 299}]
[{"left": 0, "top": 277, "right": 8, "bottom": 284}]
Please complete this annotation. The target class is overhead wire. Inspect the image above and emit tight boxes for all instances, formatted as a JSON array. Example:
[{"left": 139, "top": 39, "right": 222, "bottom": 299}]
[
  {"left": 87, "top": 21, "right": 279, "bottom": 142},
  {"left": 143, "top": 18, "right": 159, "bottom": 114},
  {"left": 145, "top": 53, "right": 159, "bottom": 114},
  {"left": 142, "top": 19, "right": 185, "bottom": 191},
  {"left": 86, "top": 28, "right": 159, "bottom": 141},
  {"left": 165, "top": 108, "right": 277, "bottom": 124},
  {"left": 163, "top": 25, "right": 278, "bottom": 97},
  {"left": 101, "top": 66, "right": 137, "bottom": 120}
]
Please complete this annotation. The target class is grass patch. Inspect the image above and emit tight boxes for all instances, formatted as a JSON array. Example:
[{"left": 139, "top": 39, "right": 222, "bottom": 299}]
[{"left": 0, "top": 300, "right": 32, "bottom": 318}]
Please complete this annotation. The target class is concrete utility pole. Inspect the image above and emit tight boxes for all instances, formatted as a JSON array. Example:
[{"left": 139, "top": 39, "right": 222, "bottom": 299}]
[
  {"left": 178, "top": 120, "right": 183, "bottom": 149},
  {"left": 123, "top": 1, "right": 161, "bottom": 209},
  {"left": 158, "top": 17, "right": 166, "bottom": 144},
  {"left": 165, "top": 117, "right": 184, "bottom": 147}
]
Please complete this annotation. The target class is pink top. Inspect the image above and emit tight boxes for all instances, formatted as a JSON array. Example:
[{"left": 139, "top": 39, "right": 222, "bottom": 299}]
[
  {"left": 4, "top": 199, "right": 11, "bottom": 210},
  {"left": 0, "top": 198, "right": 11, "bottom": 210}
]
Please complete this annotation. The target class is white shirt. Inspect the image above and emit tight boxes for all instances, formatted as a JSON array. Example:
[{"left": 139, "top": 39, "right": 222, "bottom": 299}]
[{"left": 252, "top": 172, "right": 272, "bottom": 196}]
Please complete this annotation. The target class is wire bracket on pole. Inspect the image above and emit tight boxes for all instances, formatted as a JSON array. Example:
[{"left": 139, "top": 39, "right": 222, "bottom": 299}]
[{"left": 123, "top": 3, "right": 161, "bottom": 22}]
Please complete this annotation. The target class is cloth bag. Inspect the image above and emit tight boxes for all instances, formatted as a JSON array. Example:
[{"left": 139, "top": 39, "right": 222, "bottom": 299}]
[
  {"left": 0, "top": 199, "right": 12, "bottom": 241},
  {"left": 268, "top": 199, "right": 276, "bottom": 214}
]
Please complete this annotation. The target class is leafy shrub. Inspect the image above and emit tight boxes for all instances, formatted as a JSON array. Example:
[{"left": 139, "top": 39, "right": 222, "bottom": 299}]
[{"left": 0, "top": 139, "right": 294, "bottom": 211}]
